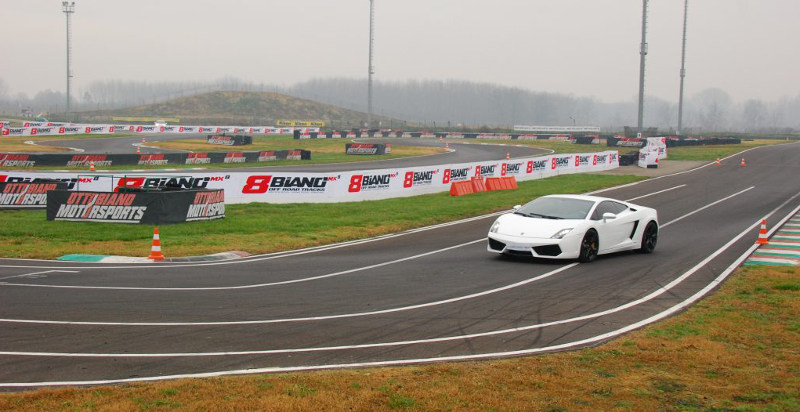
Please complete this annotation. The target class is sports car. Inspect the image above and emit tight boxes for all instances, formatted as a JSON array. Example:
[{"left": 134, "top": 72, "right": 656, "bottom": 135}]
[{"left": 487, "top": 194, "right": 658, "bottom": 262}]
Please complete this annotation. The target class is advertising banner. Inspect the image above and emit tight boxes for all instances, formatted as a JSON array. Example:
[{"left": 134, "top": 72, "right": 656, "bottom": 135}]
[
  {"left": 46, "top": 189, "right": 225, "bottom": 224},
  {"left": 276, "top": 120, "right": 326, "bottom": 127},
  {"left": 345, "top": 143, "right": 391, "bottom": 155},
  {"left": 0, "top": 181, "right": 68, "bottom": 209},
  {"left": 0, "top": 150, "right": 310, "bottom": 168},
  {"left": 206, "top": 135, "right": 253, "bottom": 146},
  {"left": 514, "top": 125, "right": 601, "bottom": 133},
  {"left": 6, "top": 150, "right": 619, "bottom": 205}
]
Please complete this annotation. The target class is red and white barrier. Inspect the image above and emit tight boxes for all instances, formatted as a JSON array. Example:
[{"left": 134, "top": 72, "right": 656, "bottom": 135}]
[
  {"left": 1, "top": 124, "right": 304, "bottom": 137},
  {"left": 0, "top": 151, "right": 619, "bottom": 204}
]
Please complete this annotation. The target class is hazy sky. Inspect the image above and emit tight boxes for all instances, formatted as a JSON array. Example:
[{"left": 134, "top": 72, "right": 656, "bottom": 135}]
[{"left": 3, "top": 0, "right": 798, "bottom": 104}]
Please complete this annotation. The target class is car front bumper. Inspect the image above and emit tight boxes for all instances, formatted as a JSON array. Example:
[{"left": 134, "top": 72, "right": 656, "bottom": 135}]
[{"left": 487, "top": 232, "right": 582, "bottom": 259}]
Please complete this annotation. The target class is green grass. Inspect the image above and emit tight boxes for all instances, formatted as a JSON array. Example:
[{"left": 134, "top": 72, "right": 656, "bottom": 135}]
[{"left": 0, "top": 173, "right": 644, "bottom": 259}]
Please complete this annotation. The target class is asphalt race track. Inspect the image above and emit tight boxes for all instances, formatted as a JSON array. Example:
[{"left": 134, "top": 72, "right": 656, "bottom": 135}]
[{"left": 1, "top": 142, "right": 799, "bottom": 388}]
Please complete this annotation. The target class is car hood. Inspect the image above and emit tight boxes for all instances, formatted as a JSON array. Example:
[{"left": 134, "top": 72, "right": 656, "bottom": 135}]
[{"left": 494, "top": 213, "right": 582, "bottom": 238}]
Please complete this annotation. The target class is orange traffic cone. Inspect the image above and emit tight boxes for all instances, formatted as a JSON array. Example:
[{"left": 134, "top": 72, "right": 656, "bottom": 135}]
[
  {"left": 89, "top": 161, "right": 96, "bottom": 171},
  {"left": 148, "top": 227, "right": 165, "bottom": 260},
  {"left": 141, "top": 137, "right": 146, "bottom": 144},
  {"left": 715, "top": 157, "right": 721, "bottom": 166},
  {"left": 445, "top": 142, "right": 450, "bottom": 150},
  {"left": 506, "top": 152, "right": 510, "bottom": 160},
  {"left": 756, "top": 220, "right": 769, "bottom": 245},
  {"left": 136, "top": 145, "right": 141, "bottom": 154},
  {"left": 740, "top": 157, "right": 747, "bottom": 167}
]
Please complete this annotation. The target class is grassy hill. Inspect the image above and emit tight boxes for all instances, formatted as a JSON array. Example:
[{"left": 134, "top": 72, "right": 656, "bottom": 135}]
[{"left": 78, "top": 91, "right": 393, "bottom": 127}]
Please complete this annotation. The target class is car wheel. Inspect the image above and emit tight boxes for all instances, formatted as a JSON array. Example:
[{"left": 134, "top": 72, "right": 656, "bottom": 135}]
[
  {"left": 578, "top": 230, "right": 598, "bottom": 263},
  {"left": 639, "top": 221, "right": 658, "bottom": 253}
]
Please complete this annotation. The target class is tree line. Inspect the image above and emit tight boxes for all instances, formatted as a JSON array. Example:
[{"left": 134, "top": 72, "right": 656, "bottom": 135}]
[{"left": 0, "top": 76, "right": 797, "bottom": 133}]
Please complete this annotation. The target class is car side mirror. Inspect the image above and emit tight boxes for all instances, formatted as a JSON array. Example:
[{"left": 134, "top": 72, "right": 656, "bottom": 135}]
[
  {"left": 513, "top": 205, "right": 522, "bottom": 211},
  {"left": 602, "top": 212, "right": 617, "bottom": 222}
]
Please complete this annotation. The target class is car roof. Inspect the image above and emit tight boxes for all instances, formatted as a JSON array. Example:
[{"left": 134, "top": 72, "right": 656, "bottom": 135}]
[{"left": 542, "top": 194, "right": 618, "bottom": 203}]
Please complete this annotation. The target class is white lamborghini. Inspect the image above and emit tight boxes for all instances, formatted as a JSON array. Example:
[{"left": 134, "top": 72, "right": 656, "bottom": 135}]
[{"left": 487, "top": 194, "right": 658, "bottom": 262}]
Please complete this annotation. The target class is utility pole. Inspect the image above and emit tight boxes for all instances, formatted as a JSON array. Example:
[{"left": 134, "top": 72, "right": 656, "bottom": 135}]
[
  {"left": 367, "top": 0, "right": 375, "bottom": 129},
  {"left": 62, "top": 1, "right": 75, "bottom": 121},
  {"left": 637, "top": 0, "right": 648, "bottom": 133},
  {"left": 677, "top": 0, "right": 689, "bottom": 135}
]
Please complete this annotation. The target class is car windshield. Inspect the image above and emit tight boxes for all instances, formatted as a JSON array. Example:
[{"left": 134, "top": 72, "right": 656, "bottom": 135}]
[{"left": 515, "top": 197, "right": 595, "bottom": 220}]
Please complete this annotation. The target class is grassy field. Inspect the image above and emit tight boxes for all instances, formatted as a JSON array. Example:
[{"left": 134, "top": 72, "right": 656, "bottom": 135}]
[
  {"left": 0, "top": 265, "right": 796, "bottom": 410},
  {"left": 0, "top": 173, "right": 644, "bottom": 259}
]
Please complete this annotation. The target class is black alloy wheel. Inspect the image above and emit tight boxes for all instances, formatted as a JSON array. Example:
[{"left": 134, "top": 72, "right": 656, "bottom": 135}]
[
  {"left": 639, "top": 221, "right": 658, "bottom": 253},
  {"left": 578, "top": 230, "right": 599, "bottom": 263}
]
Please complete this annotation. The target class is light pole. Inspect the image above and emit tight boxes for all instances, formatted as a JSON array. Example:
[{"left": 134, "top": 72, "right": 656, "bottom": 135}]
[
  {"left": 367, "top": 0, "right": 375, "bottom": 129},
  {"left": 637, "top": 0, "right": 648, "bottom": 133},
  {"left": 677, "top": 0, "right": 689, "bottom": 135},
  {"left": 62, "top": 1, "right": 75, "bottom": 121}
]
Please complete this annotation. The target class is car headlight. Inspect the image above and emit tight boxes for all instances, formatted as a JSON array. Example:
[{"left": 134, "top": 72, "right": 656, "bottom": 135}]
[
  {"left": 551, "top": 228, "right": 573, "bottom": 239},
  {"left": 490, "top": 220, "right": 501, "bottom": 233}
]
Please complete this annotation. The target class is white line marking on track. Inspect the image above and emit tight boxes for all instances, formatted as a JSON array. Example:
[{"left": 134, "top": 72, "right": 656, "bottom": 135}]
[
  {"left": 0, "top": 213, "right": 507, "bottom": 270},
  {"left": 0, "top": 239, "right": 486, "bottom": 291},
  {"left": 0, "top": 262, "right": 579, "bottom": 326},
  {"left": 625, "top": 184, "right": 686, "bottom": 202},
  {"left": 0, "top": 270, "right": 79, "bottom": 281},
  {"left": 661, "top": 186, "right": 754, "bottom": 228}
]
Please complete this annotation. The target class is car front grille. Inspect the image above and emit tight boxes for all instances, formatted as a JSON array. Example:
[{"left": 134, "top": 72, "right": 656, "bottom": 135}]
[
  {"left": 488, "top": 238, "right": 506, "bottom": 251},
  {"left": 533, "top": 245, "right": 562, "bottom": 256}
]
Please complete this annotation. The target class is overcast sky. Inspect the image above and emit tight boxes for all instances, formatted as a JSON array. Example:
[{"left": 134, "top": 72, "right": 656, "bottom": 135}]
[{"left": 3, "top": 0, "right": 798, "bottom": 104}]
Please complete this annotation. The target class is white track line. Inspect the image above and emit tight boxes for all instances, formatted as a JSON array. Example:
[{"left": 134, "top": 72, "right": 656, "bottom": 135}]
[
  {"left": 0, "top": 270, "right": 79, "bottom": 281},
  {"left": 0, "top": 212, "right": 506, "bottom": 270},
  {"left": 0, "top": 239, "right": 484, "bottom": 291},
  {"left": 625, "top": 184, "right": 686, "bottom": 202},
  {"left": 661, "top": 186, "right": 754, "bottom": 228}
]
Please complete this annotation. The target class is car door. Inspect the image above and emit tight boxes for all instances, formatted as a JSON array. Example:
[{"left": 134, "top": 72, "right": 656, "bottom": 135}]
[{"left": 591, "top": 201, "right": 638, "bottom": 252}]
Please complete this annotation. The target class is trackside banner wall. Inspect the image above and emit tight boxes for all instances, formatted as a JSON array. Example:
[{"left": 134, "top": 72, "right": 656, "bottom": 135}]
[
  {"left": 46, "top": 189, "right": 225, "bottom": 224},
  {"left": 1, "top": 125, "right": 299, "bottom": 137},
  {"left": 0, "top": 181, "right": 68, "bottom": 209},
  {"left": 0, "top": 150, "right": 310, "bottom": 168},
  {"left": 4, "top": 151, "right": 619, "bottom": 204}
]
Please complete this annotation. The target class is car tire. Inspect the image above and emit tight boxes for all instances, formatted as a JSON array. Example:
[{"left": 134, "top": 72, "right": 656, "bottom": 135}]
[
  {"left": 639, "top": 221, "right": 658, "bottom": 254},
  {"left": 578, "top": 230, "right": 598, "bottom": 263}
]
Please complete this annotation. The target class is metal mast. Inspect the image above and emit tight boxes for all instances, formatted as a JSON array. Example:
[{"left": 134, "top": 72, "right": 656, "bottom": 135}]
[
  {"left": 367, "top": 0, "right": 375, "bottom": 128},
  {"left": 637, "top": 0, "right": 648, "bottom": 133},
  {"left": 677, "top": 0, "right": 689, "bottom": 134},
  {"left": 62, "top": 1, "right": 75, "bottom": 121}
]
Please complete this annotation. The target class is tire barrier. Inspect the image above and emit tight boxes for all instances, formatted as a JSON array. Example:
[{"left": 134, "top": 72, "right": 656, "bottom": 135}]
[{"left": 0, "top": 150, "right": 310, "bottom": 169}]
